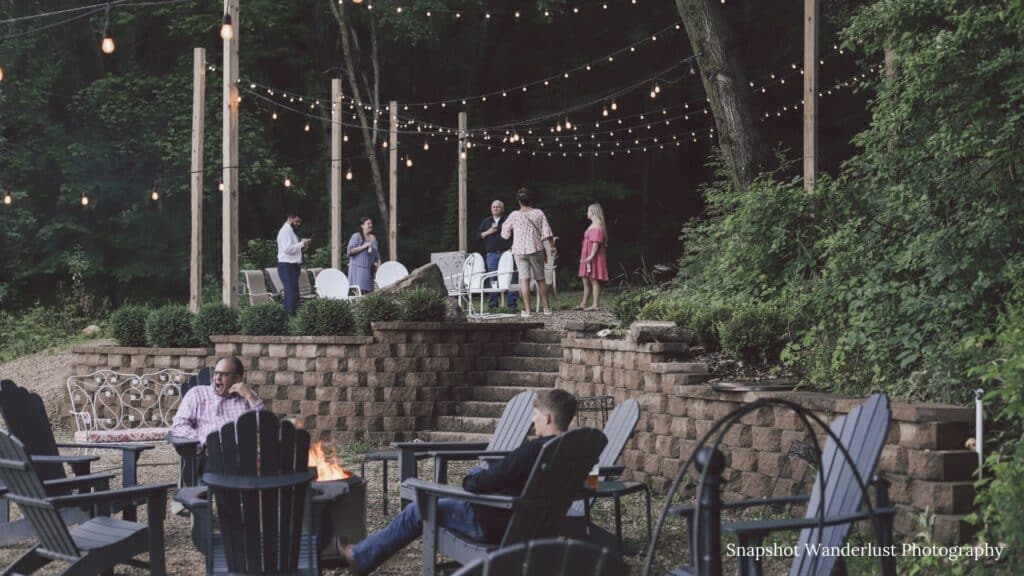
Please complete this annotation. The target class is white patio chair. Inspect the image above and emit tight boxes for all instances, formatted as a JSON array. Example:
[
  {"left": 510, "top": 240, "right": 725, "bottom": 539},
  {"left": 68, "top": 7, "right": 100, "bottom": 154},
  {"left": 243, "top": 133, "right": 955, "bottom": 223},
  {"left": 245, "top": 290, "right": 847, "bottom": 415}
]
[
  {"left": 474, "top": 252, "right": 518, "bottom": 318},
  {"left": 315, "top": 268, "right": 363, "bottom": 301},
  {"left": 375, "top": 261, "right": 409, "bottom": 290},
  {"left": 432, "top": 251, "right": 467, "bottom": 292},
  {"left": 450, "top": 253, "right": 487, "bottom": 313}
]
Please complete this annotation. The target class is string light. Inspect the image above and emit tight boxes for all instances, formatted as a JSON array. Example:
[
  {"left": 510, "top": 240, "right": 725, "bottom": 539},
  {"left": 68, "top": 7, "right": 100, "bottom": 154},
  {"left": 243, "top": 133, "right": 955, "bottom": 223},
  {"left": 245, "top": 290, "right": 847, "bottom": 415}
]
[
  {"left": 220, "top": 12, "right": 233, "bottom": 40},
  {"left": 81, "top": 193, "right": 89, "bottom": 206},
  {"left": 272, "top": 111, "right": 278, "bottom": 120},
  {"left": 423, "top": 140, "right": 429, "bottom": 151},
  {"left": 101, "top": 3, "right": 115, "bottom": 54},
  {"left": 3, "top": 191, "right": 11, "bottom": 205},
  {"left": 304, "top": 123, "right": 310, "bottom": 132},
  {"left": 345, "top": 168, "right": 353, "bottom": 180},
  {"left": 405, "top": 157, "right": 413, "bottom": 167},
  {"left": 150, "top": 189, "right": 159, "bottom": 201},
  {"left": 0, "top": 65, "right": 3, "bottom": 83},
  {"left": 284, "top": 177, "right": 292, "bottom": 187}
]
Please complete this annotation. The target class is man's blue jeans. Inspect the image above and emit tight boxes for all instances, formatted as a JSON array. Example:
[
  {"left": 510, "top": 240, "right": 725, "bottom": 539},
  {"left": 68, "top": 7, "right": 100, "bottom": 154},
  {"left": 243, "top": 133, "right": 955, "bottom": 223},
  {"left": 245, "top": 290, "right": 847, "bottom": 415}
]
[
  {"left": 350, "top": 498, "right": 487, "bottom": 573},
  {"left": 277, "top": 262, "right": 300, "bottom": 315},
  {"left": 485, "top": 251, "right": 517, "bottom": 308}
]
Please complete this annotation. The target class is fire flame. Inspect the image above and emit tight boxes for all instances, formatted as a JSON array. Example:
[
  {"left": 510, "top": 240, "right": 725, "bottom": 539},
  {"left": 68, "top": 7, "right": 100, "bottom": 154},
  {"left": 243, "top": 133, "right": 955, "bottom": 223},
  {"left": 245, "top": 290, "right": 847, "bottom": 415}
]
[{"left": 309, "top": 440, "right": 353, "bottom": 481}]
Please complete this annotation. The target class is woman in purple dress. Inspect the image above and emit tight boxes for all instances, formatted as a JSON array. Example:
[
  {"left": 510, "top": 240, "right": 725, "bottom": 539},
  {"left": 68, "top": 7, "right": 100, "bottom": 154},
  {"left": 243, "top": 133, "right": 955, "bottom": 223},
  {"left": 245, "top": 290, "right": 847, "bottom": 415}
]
[{"left": 348, "top": 216, "right": 381, "bottom": 293}]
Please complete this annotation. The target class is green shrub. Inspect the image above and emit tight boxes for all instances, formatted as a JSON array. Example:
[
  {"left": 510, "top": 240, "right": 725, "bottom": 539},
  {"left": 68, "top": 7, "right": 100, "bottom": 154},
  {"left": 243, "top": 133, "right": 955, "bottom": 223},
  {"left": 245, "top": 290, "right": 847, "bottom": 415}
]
[
  {"left": 353, "top": 293, "right": 402, "bottom": 334},
  {"left": 611, "top": 286, "right": 660, "bottom": 326},
  {"left": 109, "top": 305, "right": 149, "bottom": 347},
  {"left": 144, "top": 305, "right": 196, "bottom": 348},
  {"left": 398, "top": 288, "right": 447, "bottom": 322},
  {"left": 192, "top": 303, "right": 239, "bottom": 344},
  {"left": 240, "top": 239, "right": 277, "bottom": 270},
  {"left": 239, "top": 302, "right": 290, "bottom": 336},
  {"left": 637, "top": 295, "right": 686, "bottom": 322},
  {"left": 0, "top": 304, "right": 89, "bottom": 362},
  {"left": 716, "top": 303, "right": 787, "bottom": 364},
  {"left": 294, "top": 299, "right": 354, "bottom": 336}
]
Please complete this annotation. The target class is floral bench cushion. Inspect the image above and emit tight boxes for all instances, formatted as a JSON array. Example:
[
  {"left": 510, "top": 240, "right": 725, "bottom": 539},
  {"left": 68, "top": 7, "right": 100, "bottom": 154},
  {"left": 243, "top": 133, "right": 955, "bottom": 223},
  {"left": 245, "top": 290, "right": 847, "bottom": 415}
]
[{"left": 73, "top": 427, "right": 170, "bottom": 443}]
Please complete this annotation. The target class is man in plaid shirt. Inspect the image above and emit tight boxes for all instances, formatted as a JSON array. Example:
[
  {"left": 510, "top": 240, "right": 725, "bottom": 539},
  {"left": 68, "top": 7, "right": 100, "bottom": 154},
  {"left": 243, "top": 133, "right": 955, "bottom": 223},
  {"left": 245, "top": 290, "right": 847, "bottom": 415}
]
[{"left": 170, "top": 356, "right": 264, "bottom": 445}]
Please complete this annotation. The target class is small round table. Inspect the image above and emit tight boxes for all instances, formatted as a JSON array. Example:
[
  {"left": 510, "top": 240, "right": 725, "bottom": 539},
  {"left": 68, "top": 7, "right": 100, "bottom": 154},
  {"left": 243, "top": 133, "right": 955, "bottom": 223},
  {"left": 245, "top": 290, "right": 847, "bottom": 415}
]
[{"left": 583, "top": 479, "right": 652, "bottom": 555}]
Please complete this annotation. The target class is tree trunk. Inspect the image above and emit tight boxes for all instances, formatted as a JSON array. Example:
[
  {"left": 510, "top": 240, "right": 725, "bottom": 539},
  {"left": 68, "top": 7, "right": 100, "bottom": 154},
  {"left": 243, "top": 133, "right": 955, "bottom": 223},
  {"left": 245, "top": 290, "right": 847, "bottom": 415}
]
[
  {"left": 328, "top": 0, "right": 389, "bottom": 230},
  {"left": 674, "top": 0, "right": 768, "bottom": 193}
]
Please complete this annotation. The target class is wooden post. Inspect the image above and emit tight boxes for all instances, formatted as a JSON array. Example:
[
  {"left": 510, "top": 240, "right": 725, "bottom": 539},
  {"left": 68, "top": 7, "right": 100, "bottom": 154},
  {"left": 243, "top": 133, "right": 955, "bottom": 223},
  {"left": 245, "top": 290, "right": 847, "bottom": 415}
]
[
  {"left": 189, "top": 47, "right": 206, "bottom": 313},
  {"left": 331, "top": 79, "right": 343, "bottom": 269},
  {"left": 803, "top": 0, "right": 818, "bottom": 193},
  {"left": 222, "top": 0, "right": 240, "bottom": 306},
  {"left": 388, "top": 100, "right": 398, "bottom": 262},
  {"left": 458, "top": 111, "right": 467, "bottom": 253}
]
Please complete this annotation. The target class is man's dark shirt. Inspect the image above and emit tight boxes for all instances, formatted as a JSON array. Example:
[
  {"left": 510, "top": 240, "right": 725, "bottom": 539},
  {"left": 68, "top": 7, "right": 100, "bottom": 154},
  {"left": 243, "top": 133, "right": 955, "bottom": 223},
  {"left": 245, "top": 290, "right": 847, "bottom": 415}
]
[
  {"left": 479, "top": 215, "right": 511, "bottom": 253},
  {"left": 462, "top": 435, "right": 556, "bottom": 542}
]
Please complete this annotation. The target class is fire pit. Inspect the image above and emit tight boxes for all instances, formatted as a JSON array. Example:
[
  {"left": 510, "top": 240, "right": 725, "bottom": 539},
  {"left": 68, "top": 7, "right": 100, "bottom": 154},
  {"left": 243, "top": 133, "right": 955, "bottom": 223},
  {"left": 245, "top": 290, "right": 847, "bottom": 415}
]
[{"left": 307, "top": 440, "right": 367, "bottom": 563}]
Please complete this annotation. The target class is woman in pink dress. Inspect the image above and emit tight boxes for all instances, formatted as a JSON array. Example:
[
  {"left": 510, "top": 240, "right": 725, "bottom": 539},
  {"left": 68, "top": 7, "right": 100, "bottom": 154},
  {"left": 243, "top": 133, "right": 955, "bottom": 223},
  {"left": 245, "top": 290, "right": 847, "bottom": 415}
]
[{"left": 577, "top": 203, "right": 609, "bottom": 310}]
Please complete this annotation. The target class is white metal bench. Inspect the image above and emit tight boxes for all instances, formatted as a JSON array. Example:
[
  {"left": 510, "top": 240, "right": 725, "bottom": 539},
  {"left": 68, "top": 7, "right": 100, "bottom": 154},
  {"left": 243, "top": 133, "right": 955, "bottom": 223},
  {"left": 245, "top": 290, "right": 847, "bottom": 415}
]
[{"left": 66, "top": 368, "right": 193, "bottom": 443}]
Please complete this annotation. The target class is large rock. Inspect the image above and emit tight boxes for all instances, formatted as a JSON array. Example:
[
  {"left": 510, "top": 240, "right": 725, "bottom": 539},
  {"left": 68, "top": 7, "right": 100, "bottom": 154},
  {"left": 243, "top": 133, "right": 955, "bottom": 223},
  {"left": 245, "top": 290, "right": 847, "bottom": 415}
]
[
  {"left": 374, "top": 263, "right": 465, "bottom": 321},
  {"left": 627, "top": 320, "right": 694, "bottom": 344}
]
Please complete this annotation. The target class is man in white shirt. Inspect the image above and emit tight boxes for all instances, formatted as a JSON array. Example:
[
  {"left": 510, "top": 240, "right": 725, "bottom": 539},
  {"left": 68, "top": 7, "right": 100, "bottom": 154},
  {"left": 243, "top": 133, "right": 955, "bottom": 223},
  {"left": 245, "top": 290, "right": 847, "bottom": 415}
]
[{"left": 276, "top": 211, "right": 310, "bottom": 315}]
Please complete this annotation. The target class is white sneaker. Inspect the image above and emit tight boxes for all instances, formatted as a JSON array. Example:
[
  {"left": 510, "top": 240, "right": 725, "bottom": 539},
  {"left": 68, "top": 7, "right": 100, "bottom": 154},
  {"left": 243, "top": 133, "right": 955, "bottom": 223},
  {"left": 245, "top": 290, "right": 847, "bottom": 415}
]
[
  {"left": 520, "top": 311, "right": 532, "bottom": 318},
  {"left": 543, "top": 308, "right": 553, "bottom": 316}
]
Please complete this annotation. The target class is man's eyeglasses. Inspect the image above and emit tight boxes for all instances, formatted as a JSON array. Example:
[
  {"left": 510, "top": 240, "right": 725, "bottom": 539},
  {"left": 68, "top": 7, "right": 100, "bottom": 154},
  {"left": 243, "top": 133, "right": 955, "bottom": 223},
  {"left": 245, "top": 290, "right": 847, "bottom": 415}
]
[{"left": 213, "top": 371, "right": 237, "bottom": 378}]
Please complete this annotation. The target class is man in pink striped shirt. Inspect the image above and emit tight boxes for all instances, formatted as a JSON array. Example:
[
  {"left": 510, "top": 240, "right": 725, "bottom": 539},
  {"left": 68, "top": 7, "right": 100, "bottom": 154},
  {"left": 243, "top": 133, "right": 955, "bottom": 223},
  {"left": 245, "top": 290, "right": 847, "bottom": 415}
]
[{"left": 170, "top": 356, "right": 264, "bottom": 445}]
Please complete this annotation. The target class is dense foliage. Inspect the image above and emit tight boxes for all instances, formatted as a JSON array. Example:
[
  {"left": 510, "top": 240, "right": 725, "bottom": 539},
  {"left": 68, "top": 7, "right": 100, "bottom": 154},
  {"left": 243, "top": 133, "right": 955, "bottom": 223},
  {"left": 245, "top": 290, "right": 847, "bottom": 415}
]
[
  {"left": 108, "top": 305, "right": 149, "bottom": 347},
  {"left": 0, "top": 304, "right": 92, "bottom": 362},
  {"left": 144, "top": 305, "right": 195, "bottom": 348},
  {"left": 192, "top": 303, "right": 240, "bottom": 345},
  {"left": 353, "top": 293, "right": 402, "bottom": 335},
  {"left": 294, "top": 299, "right": 354, "bottom": 336},
  {"left": 625, "top": 0, "right": 1024, "bottom": 403}
]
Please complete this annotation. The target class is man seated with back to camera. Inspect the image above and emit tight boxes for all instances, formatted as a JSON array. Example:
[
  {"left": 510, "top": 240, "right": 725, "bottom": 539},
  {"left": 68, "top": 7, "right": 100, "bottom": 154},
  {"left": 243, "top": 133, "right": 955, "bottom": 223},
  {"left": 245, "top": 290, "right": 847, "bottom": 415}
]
[{"left": 337, "top": 389, "right": 579, "bottom": 575}]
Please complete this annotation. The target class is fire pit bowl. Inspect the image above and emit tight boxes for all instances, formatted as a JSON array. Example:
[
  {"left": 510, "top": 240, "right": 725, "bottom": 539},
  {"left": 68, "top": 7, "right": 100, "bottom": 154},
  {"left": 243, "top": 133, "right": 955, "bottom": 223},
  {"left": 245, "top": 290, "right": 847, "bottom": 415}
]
[{"left": 313, "top": 475, "right": 367, "bottom": 563}]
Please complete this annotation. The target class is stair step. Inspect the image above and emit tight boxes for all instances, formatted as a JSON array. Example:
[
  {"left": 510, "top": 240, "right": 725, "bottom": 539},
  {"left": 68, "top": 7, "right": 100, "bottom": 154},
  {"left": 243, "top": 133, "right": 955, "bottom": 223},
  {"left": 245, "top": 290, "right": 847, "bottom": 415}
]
[
  {"left": 455, "top": 401, "right": 508, "bottom": 418},
  {"left": 484, "top": 371, "right": 557, "bottom": 388},
  {"left": 456, "top": 386, "right": 549, "bottom": 403},
  {"left": 509, "top": 342, "right": 563, "bottom": 358},
  {"left": 421, "top": 431, "right": 493, "bottom": 443},
  {"left": 496, "top": 356, "right": 560, "bottom": 373},
  {"left": 436, "top": 416, "right": 500, "bottom": 435},
  {"left": 522, "top": 329, "right": 564, "bottom": 343}
]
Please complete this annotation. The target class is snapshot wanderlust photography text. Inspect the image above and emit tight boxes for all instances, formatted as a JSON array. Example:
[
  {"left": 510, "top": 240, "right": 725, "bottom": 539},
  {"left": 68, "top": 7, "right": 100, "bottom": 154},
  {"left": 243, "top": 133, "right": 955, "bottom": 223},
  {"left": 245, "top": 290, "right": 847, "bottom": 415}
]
[{"left": 726, "top": 542, "right": 1005, "bottom": 562}]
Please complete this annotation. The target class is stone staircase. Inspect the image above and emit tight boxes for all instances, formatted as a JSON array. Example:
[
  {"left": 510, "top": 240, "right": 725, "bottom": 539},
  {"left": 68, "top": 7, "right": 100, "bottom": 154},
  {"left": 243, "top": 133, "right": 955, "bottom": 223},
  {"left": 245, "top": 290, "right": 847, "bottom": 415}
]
[{"left": 425, "top": 328, "right": 563, "bottom": 442}]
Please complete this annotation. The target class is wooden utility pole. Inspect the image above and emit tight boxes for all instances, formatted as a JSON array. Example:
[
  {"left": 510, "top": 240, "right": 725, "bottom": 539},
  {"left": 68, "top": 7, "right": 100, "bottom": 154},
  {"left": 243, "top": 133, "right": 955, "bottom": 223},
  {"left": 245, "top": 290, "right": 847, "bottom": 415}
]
[
  {"left": 803, "top": 0, "right": 819, "bottom": 192},
  {"left": 331, "top": 79, "right": 343, "bottom": 269},
  {"left": 189, "top": 47, "right": 206, "bottom": 313},
  {"left": 388, "top": 101, "right": 398, "bottom": 261},
  {"left": 458, "top": 111, "right": 467, "bottom": 253},
  {"left": 222, "top": 0, "right": 240, "bottom": 306}
]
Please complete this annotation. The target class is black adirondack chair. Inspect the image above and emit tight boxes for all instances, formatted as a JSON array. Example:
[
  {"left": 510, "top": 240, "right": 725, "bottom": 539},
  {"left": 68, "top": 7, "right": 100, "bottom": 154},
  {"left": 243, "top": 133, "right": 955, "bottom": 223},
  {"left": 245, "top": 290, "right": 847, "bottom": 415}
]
[
  {"left": 0, "top": 429, "right": 173, "bottom": 575},
  {"left": 166, "top": 367, "right": 212, "bottom": 487},
  {"left": 405, "top": 427, "right": 607, "bottom": 576},
  {"left": 174, "top": 410, "right": 321, "bottom": 575},
  {"left": 450, "top": 538, "right": 628, "bottom": 576},
  {"left": 668, "top": 393, "right": 896, "bottom": 576},
  {"left": 0, "top": 379, "right": 154, "bottom": 536},
  {"left": 394, "top": 389, "right": 537, "bottom": 500}
]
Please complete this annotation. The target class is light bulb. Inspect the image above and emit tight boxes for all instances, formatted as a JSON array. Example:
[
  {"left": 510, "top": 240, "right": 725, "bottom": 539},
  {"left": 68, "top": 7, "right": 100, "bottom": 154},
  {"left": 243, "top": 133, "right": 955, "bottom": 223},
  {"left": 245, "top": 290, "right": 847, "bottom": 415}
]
[
  {"left": 304, "top": 123, "right": 310, "bottom": 132},
  {"left": 284, "top": 178, "right": 291, "bottom": 187},
  {"left": 654, "top": 84, "right": 661, "bottom": 94},
  {"left": 101, "top": 35, "right": 115, "bottom": 54},
  {"left": 405, "top": 158, "right": 413, "bottom": 168},
  {"left": 0, "top": 65, "right": 4, "bottom": 83},
  {"left": 3, "top": 192, "right": 11, "bottom": 205},
  {"left": 272, "top": 111, "right": 277, "bottom": 120},
  {"left": 650, "top": 90, "right": 656, "bottom": 98},
  {"left": 610, "top": 101, "right": 618, "bottom": 111},
  {"left": 218, "top": 182, "right": 224, "bottom": 191},
  {"left": 343, "top": 134, "right": 349, "bottom": 142},
  {"left": 81, "top": 194, "right": 89, "bottom": 206},
  {"left": 151, "top": 190, "right": 159, "bottom": 201},
  {"left": 220, "top": 13, "right": 234, "bottom": 40},
  {"left": 460, "top": 151, "right": 467, "bottom": 159},
  {"left": 602, "top": 107, "right": 609, "bottom": 117},
  {"left": 423, "top": 141, "right": 429, "bottom": 151},
  {"left": 382, "top": 140, "right": 388, "bottom": 148},
  {"left": 565, "top": 120, "right": 572, "bottom": 129},
  {"left": 352, "top": 0, "right": 364, "bottom": 3},
  {"left": 345, "top": 169, "right": 353, "bottom": 181}
]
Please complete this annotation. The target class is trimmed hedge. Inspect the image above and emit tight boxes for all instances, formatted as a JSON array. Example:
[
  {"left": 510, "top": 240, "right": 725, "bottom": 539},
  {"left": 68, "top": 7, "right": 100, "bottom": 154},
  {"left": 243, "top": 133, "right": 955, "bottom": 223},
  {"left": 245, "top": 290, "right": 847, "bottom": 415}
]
[
  {"left": 239, "top": 303, "right": 290, "bottom": 336},
  {"left": 398, "top": 288, "right": 447, "bottom": 322},
  {"left": 144, "top": 305, "right": 195, "bottom": 348},
  {"left": 192, "top": 303, "right": 239, "bottom": 345},
  {"left": 109, "top": 305, "right": 149, "bottom": 347},
  {"left": 294, "top": 299, "right": 354, "bottom": 336},
  {"left": 353, "top": 293, "right": 401, "bottom": 334}
]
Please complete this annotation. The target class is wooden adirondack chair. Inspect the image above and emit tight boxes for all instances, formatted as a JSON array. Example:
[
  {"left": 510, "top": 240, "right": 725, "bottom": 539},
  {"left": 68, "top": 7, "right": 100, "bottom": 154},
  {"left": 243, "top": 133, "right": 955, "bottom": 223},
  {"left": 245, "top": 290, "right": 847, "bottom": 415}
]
[
  {"left": 450, "top": 538, "right": 628, "bottom": 576},
  {"left": 668, "top": 393, "right": 896, "bottom": 576},
  {"left": 0, "top": 380, "right": 154, "bottom": 531},
  {"left": 405, "top": 427, "right": 607, "bottom": 576},
  {"left": 166, "top": 368, "right": 212, "bottom": 488},
  {"left": 0, "top": 429, "right": 173, "bottom": 575},
  {"left": 173, "top": 410, "right": 321, "bottom": 575},
  {"left": 393, "top": 390, "right": 537, "bottom": 501}
]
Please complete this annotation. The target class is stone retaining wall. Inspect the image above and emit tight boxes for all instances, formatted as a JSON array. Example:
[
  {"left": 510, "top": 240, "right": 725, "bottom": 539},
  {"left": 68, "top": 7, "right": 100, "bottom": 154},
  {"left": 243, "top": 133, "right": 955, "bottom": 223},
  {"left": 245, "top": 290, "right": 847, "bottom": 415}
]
[
  {"left": 68, "top": 322, "right": 541, "bottom": 444},
  {"left": 558, "top": 324, "right": 976, "bottom": 544}
]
